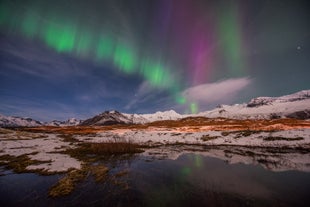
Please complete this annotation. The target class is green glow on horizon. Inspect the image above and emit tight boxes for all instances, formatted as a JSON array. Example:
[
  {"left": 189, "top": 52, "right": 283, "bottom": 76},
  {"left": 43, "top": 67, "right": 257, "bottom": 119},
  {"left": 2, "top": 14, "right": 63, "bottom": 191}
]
[
  {"left": 113, "top": 43, "right": 136, "bottom": 73},
  {"left": 175, "top": 96, "right": 186, "bottom": 104},
  {"left": 190, "top": 102, "right": 198, "bottom": 114}
]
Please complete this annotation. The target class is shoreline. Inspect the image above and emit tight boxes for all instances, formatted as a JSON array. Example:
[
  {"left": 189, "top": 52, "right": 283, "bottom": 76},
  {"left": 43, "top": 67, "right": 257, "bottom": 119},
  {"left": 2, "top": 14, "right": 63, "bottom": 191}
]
[{"left": 1, "top": 118, "right": 310, "bottom": 174}]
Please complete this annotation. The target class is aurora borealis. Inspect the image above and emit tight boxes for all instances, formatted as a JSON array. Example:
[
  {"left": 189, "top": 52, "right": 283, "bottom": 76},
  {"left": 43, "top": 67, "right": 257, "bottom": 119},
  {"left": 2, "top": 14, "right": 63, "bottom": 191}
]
[{"left": 0, "top": 0, "right": 309, "bottom": 121}]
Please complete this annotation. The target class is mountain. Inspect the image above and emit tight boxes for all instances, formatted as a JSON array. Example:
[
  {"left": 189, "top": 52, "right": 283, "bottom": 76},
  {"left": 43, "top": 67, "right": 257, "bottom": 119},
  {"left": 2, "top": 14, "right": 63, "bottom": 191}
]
[
  {"left": 0, "top": 114, "right": 82, "bottom": 128},
  {"left": 246, "top": 90, "right": 310, "bottom": 107},
  {"left": 75, "top": 90, "right": 310, "bottom": 126},
  {"left": 46, "top": 118, "right": 82, "bottom": 126},
  {"left": 198, "top": 90, "right": 310, "bottom": 119},
  {"left": 0, "top": 114, "right": 42, "bottom": 127},
  {"left": 139, "top": 110, "right": 183, "bottom": 122},
  {"left": 124, "top": 110, "right": 183, "bottom": 124},
  {"left": 80, "top": 110, "right": 182, "bottom": 126},
  {"left": 80, "top": 110, "right": 133, "bottom": 126},
  {"left": 1, "top": 90, "right": 309, "bottom": 127}
]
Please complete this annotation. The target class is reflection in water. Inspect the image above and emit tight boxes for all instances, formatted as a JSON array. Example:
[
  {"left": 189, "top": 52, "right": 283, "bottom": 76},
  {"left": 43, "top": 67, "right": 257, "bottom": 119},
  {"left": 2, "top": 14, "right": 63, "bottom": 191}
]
[
  {"left": 133, "top": 153, "right": 310, "bottom": 207},
  {"left": 0, "top": 147, "right": 310, "bottom": 207},
  {"left": 142, "top": 145, "right": 310, "bottom": 172}
]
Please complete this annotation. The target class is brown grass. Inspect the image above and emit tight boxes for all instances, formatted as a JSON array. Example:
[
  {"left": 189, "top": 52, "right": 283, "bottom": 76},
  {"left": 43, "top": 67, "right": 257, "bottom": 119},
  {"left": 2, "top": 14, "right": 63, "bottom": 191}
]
[
  {"left": 67, "top": 142, "right": 144, "bottom": 160},
  {"left": 0, "top": 154, "right": 51, "bottom": 174},
  {"left": 49, "top": 168, "right": 87, "bottom": 197},
  {"left": 58, "top": 134, "right": 80, "bottom": 143},
  {"left": 263, "top": 137, "right": 304, "bottom": 141},
  {"left": 91, "top": 165, "right": 109, "bottom": 182},
  {"left": 0, "top": 128, "right": 14, "bottom": 134},
  {"left": 114, "top": 169, "right": 129, "bottom": 178},
  {"left": 0, "top": 130, "right": 48, "bottom": 140},
  {"left": 201, "top": 135, "right": 219, "bottom": 141},
  {"left": 20, "top": 118, "right": 310, "bottom": 136}
]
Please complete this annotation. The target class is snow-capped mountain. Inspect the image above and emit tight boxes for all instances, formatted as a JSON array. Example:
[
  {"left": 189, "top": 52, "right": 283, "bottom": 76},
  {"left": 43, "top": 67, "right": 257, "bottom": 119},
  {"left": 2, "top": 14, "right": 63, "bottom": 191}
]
[
  {"left": 66, "top": 118, "right": 82, "bottom": 126},
  {"left": 0, "top": 114, "right": 82, "bottom": 128},
  {"left": 80, "top": 110, "right": 134, "bottom": 126},
  {"left": 46, "top": 118, "right": 82, "bottom": 126},
  {"left": 247, "top": 90, "right": 310, "bottom": 107},
  {"left": 124, "top": 110, "right": 183, "bottom": 124},
  {"left": 76, "top": 90, "right": 310, "bottom": 126},
  {"left": 139, "top": 110, "right": 183, "bottom": 122},
  {"left": 198, "top": 90, "right": 310, "bottom": 119},
  {"left": 80, "top": 110, "right": 183, "bottom": 126},
  {"left": 0, "top": 114, "right": 42, "bottom": 127},
  {"left": 1, "top": 90, "right": 309, "bottom": 127}
]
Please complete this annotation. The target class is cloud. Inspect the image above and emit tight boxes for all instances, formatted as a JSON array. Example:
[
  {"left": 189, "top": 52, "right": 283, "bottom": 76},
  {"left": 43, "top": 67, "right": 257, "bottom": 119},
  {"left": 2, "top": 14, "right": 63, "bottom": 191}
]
[
  {"left": 0, "top": 35, "right": 91, "bottom": 79},
  {"left": 124, "top": 81, "right": 155, "bottom": 110},
  {"left": 182, "top": 77, "right": 252, "bottom": 110},
  {"left": 124, "top": 81, "right": 169, "bottom": 111}
]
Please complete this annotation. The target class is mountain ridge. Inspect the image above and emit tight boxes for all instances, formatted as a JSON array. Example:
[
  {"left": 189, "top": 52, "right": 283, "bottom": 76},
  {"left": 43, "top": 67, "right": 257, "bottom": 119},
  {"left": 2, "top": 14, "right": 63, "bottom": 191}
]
[
  {"left": 197, "top": 90, "right": 310, "bottom": 120},
  {"left": 1, "top": 89, "right": 309, "bottom": 127}
]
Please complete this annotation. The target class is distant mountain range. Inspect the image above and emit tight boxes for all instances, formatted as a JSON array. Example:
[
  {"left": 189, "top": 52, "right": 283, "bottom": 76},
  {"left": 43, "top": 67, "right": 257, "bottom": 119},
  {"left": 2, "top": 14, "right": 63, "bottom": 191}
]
[
  {"left": 0, "top": 115, "right": 82, "bottom": 127},
  {"left": 1, "top": 90, "right": 309, "bottom": 127},
  {"left": 45, "top": 118, "right": 82, "bottom": 127},
  {"left": 80, "top": 110, "right": 183, "bottom": 126},
  {"left": 0, "top": 115, "right": 42, "bottom": 127}
]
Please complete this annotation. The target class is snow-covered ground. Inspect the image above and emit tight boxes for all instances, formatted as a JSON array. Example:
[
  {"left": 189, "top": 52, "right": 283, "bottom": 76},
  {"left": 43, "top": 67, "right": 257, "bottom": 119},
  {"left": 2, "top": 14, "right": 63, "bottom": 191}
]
[
  {"left": 0, "top": 129, "right": 81, "bottom": 172},
  {"left": 76, "top": 128, "right": 310, "bottom": 149},
  {"left": 0, "top": 90, "right": 309, "bottom": 174},
  {"left": 0, "top": 124, "right": 309, "bottom": 173},
  {"left": 72, "top": 127, "right": 310, "bottom": 171}
]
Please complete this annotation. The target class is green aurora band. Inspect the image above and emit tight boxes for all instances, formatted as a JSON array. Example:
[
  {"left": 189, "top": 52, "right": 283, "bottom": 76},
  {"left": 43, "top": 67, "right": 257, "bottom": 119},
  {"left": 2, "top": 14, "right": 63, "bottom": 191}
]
[
  {"left": 0, "top": 1, "right": 245, "bottom": 114},
  {"left": 0, "top": 2, "right": 178, "bottom": 87},
  {"left": 217, "top": 3, "right": 245, "bottom": 76}
]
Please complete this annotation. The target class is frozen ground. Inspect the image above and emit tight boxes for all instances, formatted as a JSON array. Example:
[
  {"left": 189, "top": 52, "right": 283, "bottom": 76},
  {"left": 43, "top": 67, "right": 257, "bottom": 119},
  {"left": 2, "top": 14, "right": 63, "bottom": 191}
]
[
  {"left": 78, "top": 128, "right": 310, "bottom": 149},
  {"left": 0, "top": 125, "right": 310, "bottom": 173},
  {"left": 0, "top": 129, "right": 81, "bottom": 173}
]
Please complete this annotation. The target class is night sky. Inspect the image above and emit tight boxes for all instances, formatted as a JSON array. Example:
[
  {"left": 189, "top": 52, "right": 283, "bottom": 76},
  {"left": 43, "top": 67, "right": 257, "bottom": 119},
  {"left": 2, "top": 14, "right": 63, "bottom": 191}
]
[{"left": 0, "top": 0, "right": 309, "bottom": 121}]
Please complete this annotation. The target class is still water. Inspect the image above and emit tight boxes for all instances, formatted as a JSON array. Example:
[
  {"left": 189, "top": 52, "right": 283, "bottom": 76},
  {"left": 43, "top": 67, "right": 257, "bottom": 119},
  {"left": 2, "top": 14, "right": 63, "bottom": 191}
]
[{"left": 0, "top": 151, "right": 310, "bottom": 207}]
